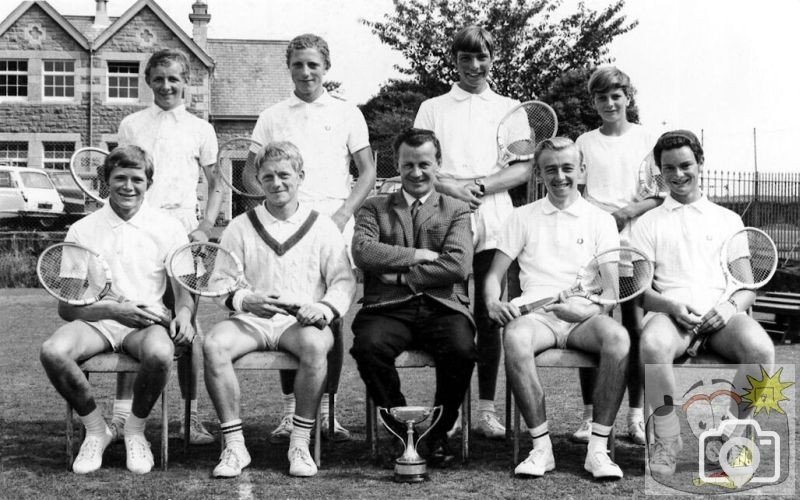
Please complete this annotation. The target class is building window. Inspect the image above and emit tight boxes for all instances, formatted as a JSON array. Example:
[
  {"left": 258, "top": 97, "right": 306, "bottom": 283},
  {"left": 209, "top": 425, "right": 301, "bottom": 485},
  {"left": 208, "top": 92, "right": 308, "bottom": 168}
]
[
  {"left": 0, "top": 142, "right": 28, "bottom": 167},
  {"left": 0, "top": 60, "right": 28, "bottom": 98},
  {"left": 43, "top": 142, "right": 74, "bottom": 170},
  {"left": 107, "top": 61, "right": 139, "bottom": 100},
  {"left": 43, "top": 60, "right": 75, "bottom": 98}
]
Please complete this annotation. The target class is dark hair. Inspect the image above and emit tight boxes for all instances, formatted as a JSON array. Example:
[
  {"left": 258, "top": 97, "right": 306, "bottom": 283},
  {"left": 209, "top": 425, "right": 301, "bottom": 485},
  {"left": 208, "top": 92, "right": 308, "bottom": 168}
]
[
  {"left": 254, "top": 141, "right": 304, "bottom": 175},
  {"left": 587, "top": 66, "right": 633, "bottom": 98},
  {"left": 102, "top": 145, "right": 154, "bottom": 184},
  {"left": 392, "top": 128, "right": 442, "bottom": 164},
  {"left": 653, "top": 130, "right": 704, "bottom": 167},
  {"left": 145, "top": 48, "right": 190, "bottom": 83},
  {"left": 533, "top": 137, "right": 582, "bottom": 169},
  {"left": 286, "top": 33, "right": 331, "bottom": 69},
  {"left": 451, "top": 25, "right": 494, "bottom": 58}
]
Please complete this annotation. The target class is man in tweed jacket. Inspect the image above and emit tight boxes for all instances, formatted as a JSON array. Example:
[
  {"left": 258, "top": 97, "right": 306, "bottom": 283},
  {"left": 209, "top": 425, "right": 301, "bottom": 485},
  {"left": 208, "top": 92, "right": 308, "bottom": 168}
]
[{"left": 350, "top": 128, "right": 477, "bottom": 465}]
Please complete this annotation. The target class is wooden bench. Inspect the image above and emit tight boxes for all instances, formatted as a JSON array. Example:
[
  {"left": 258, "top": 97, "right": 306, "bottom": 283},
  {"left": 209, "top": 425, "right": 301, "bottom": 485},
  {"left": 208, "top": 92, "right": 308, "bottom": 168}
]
[{"left": 753, "top": 291, "right": 800, "bottom": 344}]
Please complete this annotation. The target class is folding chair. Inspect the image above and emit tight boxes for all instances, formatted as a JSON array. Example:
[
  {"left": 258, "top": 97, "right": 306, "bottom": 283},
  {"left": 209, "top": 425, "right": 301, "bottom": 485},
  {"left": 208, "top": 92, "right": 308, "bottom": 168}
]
[{"left": 365, "top": 350, "right": 471, "bottom": 462}]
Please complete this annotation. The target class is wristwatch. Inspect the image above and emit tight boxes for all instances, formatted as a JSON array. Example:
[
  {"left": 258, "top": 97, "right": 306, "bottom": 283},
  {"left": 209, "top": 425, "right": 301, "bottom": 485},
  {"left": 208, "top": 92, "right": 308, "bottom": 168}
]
[{"left": 474, "top": 177, "right": 486, "bottom": 196}]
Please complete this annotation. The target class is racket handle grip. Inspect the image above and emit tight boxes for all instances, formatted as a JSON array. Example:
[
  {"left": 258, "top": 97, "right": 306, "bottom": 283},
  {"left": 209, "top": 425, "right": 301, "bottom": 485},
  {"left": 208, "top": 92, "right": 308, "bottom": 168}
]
[{"left": 686, "top": 327, "right": 702, "bottom": 357}]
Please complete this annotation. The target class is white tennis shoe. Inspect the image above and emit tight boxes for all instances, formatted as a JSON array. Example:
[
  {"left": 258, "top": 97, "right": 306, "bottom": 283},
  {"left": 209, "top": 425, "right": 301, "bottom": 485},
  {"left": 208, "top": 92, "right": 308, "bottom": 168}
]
[
  {"left": 584, "top": 448, "right": 623, "bottom": 479},
  {"left": 514, "top": 447, "right": 555, "bottom": 477},
  {"left": 213, "top": 445, "right": 251, "bottom": 478},
  {"left": 72, "top": 428, "right": 112, "bottom": 474},
  {"left": 288, "top": 445, "right": 317, "bottom": 477},
  {"left": 124, "top": 433, "right": 154, "bottom": 474}
]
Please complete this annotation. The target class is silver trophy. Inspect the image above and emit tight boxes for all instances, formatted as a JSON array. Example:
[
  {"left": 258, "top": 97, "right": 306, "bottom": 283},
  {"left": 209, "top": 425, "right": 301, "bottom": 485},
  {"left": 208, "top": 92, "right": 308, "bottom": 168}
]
[{"left": 377, "top": 405, "right": 443, "bottom": 483}]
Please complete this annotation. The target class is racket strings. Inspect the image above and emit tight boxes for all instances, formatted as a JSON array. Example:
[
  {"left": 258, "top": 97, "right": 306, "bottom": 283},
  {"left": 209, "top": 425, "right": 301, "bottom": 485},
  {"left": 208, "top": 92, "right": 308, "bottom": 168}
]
[
  {"left": 726, "top": 232, "right": 777, "bottom": 286},
  {"left": 217, "top": 138, "right": 264, "bottom": 198},
  {"left": 38, "top": 246, "right": 106, "bottom": 301},
  {"left": 172, "top": 244, "right": 242, "bottom": 295},
  {"left": 73, "top": 151, "right": 108, "bottom": 198},
  {"left": 525, "top": 104, "right": 557, "bottom": 143}
]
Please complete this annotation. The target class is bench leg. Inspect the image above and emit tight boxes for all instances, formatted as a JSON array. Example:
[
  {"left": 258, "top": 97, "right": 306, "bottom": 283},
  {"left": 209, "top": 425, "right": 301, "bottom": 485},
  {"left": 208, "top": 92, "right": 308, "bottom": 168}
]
[
  {"left": 161, "top": 389, "right": 168, "bottom": 471},
  {"left": 505, "top": 382, "right": 512, "bottom": 441},
  {"left": 66, "top": 402, "right": 74, "bottom": 471},
  {"left": 513, "top": 395, "right": 520, "bottom": 466},
  {"left": 366, "top": 394, "right": 378, "bottom": 461},
  {"left": 461, "top": 385, "right": 470, "bottom": 462},
  {"left": 314, "top": 400, "right": 322, "bottom": 467}
]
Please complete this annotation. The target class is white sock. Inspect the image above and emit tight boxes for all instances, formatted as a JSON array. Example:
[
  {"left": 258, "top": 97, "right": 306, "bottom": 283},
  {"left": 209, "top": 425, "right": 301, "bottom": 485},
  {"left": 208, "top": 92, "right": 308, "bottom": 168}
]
[
  {"left": 528, "top": 422, "right": 551, "bottom": 450},
  {"left": 582, "top": 404, "right": 593, "bottom": 421},
  {"left": 80, "top": 407, "right": 108, "bottom": 436},
  {"left": 124, "top": 414, "right": 147, "bottom": 436},
  {"left": 588, "top": 422, "right": 612, "bottom": 453},
  {"left": 282, "top": 393, "right": 296, "bottom": 417},
  {"left": 221, "top": 419, "right": 245, "bottom": 448},
  {"left": 477, "top": 399, "right": 496, "bottom": 414},
  {"left": 190, "top": 400, "right": 198, "bottom": 414},
  {"left": 628, "top": 407, "right": 643, "bottom": 425},
  {"left": 653, "top": 412, "right": 680, "bottom": 440},
  {"left": 112, "top": 399, "right": 132, "bottom": 425},
  {"left": 290, "top": 415, "right": 314, "bottom": 449}
]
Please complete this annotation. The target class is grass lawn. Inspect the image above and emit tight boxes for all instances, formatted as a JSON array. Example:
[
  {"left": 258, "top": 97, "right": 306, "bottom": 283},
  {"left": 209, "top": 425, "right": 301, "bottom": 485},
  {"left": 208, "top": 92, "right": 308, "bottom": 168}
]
[{"left": 1, "top": 288, "right": 797, "bottom": 499}]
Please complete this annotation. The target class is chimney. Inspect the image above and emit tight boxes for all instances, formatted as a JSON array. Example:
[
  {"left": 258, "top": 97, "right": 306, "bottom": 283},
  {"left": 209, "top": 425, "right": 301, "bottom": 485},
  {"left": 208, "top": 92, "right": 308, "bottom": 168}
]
[
  {"left": 93, "top": 0, "right": 109, "bottom": 27},
  {"left": 189, "top": 1, "right": 211, "bottom": 50}
]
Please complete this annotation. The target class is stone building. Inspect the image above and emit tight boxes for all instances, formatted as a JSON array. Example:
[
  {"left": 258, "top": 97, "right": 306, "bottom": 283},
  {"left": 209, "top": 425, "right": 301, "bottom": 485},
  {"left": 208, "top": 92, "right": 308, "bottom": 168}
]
[{"left": 0, "top": 0, "right": 293, "bottom": 221}]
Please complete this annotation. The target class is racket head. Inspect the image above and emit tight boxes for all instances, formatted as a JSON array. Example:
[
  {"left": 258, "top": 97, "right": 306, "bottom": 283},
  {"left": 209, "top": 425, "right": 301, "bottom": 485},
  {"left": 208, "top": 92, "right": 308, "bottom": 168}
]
[
  {"left": 721, "top": 228, "right": 778, "bottom": 289},
  {"left": 37, "top": 242, "right": 112, "bottom": 305},
  {"left": 496, "top": 100, "right": 558, "bottom": 166},
  {"left": 216, "top": 137, "right": 266, "bottom": 199},
  {"left": 637, "top": 150, "right": 668, "bottom": 199},
  {"left": 168, "top": 242, "right": 245, "bottom": 297},
  {"left": 69, "top": 147, "right": 109, "bottom": 204},
  {"left": 567, "top": 247, "right": 654, "bottom": 306}
]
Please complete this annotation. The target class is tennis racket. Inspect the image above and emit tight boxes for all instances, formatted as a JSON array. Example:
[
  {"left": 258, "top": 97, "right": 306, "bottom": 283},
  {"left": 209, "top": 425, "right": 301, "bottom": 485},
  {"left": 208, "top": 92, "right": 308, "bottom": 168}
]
[
  {"left": 686, "top": 228, "right": 778, "bottom": 356},
  {"left": 69, "top": 147, "right": 109, "bottom": 204},
  {"left": 37, "top": 242, "right": 170, "bottom": 326},
  {"left": 168, "top": 241, "right": 326, "bottom": 329},
  {"left": 216, "top": 138, "right": 265, "bottom": 200},
  {"left": 637, "top": 150, "right": 668, "bottom": 199},
  {"left": 496, "top": 100, "right": 558, "bottom": 169},
  {"left": 516, "top": 247, "right": 654, "bottom": 314}
]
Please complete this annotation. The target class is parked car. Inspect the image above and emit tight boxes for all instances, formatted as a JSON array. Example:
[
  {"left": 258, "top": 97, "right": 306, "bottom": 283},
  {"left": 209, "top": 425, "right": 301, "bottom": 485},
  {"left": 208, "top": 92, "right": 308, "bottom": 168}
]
[
  {"left": 46, "top": 170, "right": 87, "bottom": 214},
  {"left": 0, "top": 165, "right": 65, "bottom": 229},
  {"left": 376, "top": 176, "right": 402, "bottom": 195}
]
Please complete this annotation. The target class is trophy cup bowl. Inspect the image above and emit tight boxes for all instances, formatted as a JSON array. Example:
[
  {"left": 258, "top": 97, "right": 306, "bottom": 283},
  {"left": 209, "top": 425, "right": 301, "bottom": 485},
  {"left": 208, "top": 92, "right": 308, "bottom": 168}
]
[{"left": 378, "top": 405, "right": 443, "bottom": 483}]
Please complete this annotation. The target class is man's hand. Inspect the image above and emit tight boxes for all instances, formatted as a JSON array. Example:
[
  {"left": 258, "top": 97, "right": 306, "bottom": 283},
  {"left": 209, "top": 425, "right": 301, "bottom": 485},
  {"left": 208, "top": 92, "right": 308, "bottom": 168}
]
[
  {"left": 296, "top": 303, "right": 329, "bottom": 328},
  {"left": 413, "top": 249, "right": 440, "bottom": 264},
  {"left": 437, "top": 178, "right": 482, "bottom": 210},
  {"left": 170, "top": 306, "right": 195, "bottom": 345},
  {"left": 331, "top": 207, "right": 350, "bottom": 233},
  {"left": 667, "top": 301, "right": 704, "bottom": 331},
  {"left": 377, "top": 273, "right": 402, "bottom": 285},
  {"left": 112, "top": 302, "right": 168, "bottom": 329},
  {"left": 696, "top": 300, "right": 737, "bottom": 334},
  {"left": 188, "top": 227, "right": 210, "bottom": 243},
  {"left": 241, "top": 293, "right": 292, "bottom": 319},
  {"left": 487, "top": 299, "right": 519, "bottom": 326},
  {"left": 544, "top": 298, "right": 602, "bottom": 323},
  {"left": 610, "top": 206, "right": 637, "bottom": 232}
]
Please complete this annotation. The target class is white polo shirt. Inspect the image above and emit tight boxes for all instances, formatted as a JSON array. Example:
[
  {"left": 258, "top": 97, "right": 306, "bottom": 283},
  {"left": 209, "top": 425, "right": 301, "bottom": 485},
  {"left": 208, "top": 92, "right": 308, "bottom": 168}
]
[
  {"left": 576, "top": 124, "right": 658, "bottom": 215},
  {"left": 630, "top": 194, "right": 745, "bottom": 312},
  {"left": 414, "top": 84, "right": 526, "bottom": 253},
  {"left": 496, "top": 195, "right": 620, "bottom": 302},
  {"left": 65, "top": 201, "right": 189, "bottom": 313},
  {"left": 250, "top": 90, "right": 370, "bottom": 204},
  {"left": 118, "top": 105, "right": 218, "bottom": 218}
]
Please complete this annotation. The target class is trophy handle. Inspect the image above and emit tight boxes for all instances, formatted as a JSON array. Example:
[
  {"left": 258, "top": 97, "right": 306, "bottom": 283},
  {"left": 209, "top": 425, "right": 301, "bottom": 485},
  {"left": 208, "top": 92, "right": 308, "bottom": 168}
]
[
  {"left": 377, "top": 406, "right": 405, "bottom": 443},
  {"left": 415, "top": 405, "right": 444, "bottom": 447}
]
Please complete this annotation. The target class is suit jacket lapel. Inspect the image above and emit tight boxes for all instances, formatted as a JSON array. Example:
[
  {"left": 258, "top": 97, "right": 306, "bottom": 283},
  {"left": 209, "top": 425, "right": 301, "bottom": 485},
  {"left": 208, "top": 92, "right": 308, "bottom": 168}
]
[
  {"left": 414, "top": 191, "right": 440, "bottom": 242},
  {"left": 390, "top": 192, "right": 414, "bottom": 247}
]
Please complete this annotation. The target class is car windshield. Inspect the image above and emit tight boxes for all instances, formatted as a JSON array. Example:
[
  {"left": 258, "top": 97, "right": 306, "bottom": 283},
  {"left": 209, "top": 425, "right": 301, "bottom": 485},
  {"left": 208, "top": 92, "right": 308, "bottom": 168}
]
[
  {"left": 49, "top": 173, "right": 78, "bottom": 189},
  {"left": 19, "top": 171, "right": 55, "bottom": 189}
]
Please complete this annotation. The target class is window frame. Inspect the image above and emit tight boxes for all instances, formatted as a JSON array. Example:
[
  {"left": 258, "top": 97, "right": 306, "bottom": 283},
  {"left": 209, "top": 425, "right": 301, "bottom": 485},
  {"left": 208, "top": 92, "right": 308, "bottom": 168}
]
[
  {"left": 42, "top": 142, "right": 75, "bottom": 171},
  {"left": 0, "top": 142, "right": 28, "bottom": 167},
  {"left": 42, "top": 59, "right": 76, "bottom": 101},
  {"left": 106, "top": 61, "right": 140, "bottom": 102},
  {"left": 0, "top": 59, "right": 29, "bottom": 100}
]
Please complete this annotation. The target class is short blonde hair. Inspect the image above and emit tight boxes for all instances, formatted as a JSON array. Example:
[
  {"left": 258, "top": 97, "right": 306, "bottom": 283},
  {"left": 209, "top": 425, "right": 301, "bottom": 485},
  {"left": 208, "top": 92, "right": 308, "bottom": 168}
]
[{"left": 254, "top": 141, "right": 304, "bottom": 175}]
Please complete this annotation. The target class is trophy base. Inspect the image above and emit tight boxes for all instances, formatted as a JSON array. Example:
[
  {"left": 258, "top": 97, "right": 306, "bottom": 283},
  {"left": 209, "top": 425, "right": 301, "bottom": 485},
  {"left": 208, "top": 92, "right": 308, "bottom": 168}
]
[{"left": 394, "top": 461, "right": 429, "bottom": 483}]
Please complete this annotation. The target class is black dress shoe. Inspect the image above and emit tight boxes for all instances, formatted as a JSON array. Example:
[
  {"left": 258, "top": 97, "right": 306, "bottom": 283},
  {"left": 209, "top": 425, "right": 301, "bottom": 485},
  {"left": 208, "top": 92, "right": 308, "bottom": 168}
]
[{"left": 427, "top": 436, "right": 456, "bottom": 467}]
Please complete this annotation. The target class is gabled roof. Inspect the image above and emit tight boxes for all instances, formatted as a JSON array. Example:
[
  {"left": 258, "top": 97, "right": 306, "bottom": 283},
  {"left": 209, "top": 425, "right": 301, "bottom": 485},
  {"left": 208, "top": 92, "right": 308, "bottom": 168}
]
[
  {"left": 205, "top": 38, "right": 294, "bottom": 119},
  {"left": 63, "top": 15, "right": 119, "bottom": 43},
  {"left": 0, "top": 1, "right": 89, "bottom": 50},
  {"left": 92, "top": 0, "right": 213, "bottom": 68}
]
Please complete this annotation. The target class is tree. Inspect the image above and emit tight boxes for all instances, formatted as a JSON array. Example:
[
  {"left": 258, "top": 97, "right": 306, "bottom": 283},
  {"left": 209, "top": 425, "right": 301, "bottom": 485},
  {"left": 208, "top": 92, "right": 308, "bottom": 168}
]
[{"left": 362, "top": 0, "right": 637, "bottom": 101}]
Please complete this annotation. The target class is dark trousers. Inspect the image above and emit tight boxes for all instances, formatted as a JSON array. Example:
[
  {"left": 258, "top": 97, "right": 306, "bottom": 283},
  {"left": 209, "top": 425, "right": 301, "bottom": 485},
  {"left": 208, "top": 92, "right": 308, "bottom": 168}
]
[
  {"left": 473, "top": 249, "right": 503, "bottom": 401},
  {"left": 350, "top": 296, "right": 476, "bottom": 439}
]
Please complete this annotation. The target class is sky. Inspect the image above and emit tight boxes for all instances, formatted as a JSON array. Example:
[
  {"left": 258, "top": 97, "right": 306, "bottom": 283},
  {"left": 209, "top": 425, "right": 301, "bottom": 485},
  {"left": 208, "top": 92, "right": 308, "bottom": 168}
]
[{"left": 1, "top": 0, "right": 798, "bottom": 173}]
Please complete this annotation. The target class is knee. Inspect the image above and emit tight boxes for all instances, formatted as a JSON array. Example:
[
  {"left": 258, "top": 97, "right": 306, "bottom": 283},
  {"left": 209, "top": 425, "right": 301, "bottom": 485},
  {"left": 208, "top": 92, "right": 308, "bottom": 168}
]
[
  {"left": 296, "top": 331, "right": 331, "bottom": 365},
  {"left": 140, "top": 336, "right": 174, "bottom": 368},
  {"left": 40, "top": 338, "right": 70, "bottom": 370},
  {"left": 351, "top": 332, "right": 390, "bottom": 363},
  {"left": 739, "top": 337, "right": 774, "bottom": 365},
  {"left": 639, "top": 330, "right": 670, "bottom": 363},
  {"left": 599, "top": 323, "right": 630, "bottom": 358},
  {"left": 503, "top": 324, "right": 532, "bottom": 364}
]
